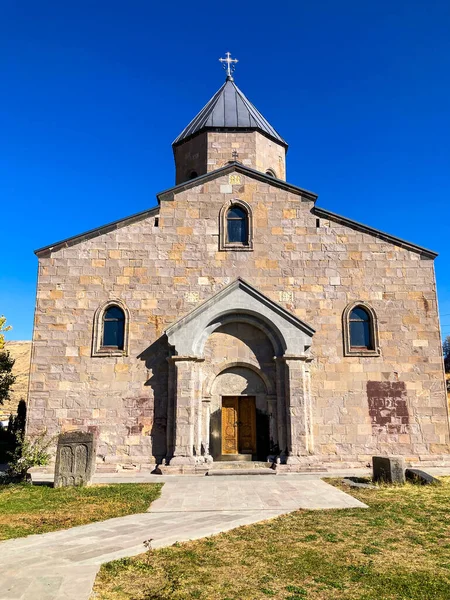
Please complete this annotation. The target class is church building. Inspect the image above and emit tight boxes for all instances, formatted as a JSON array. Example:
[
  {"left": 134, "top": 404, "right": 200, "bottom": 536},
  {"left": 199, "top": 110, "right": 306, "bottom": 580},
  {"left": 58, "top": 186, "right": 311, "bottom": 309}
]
[{"left": 27, "top": 55, "right": 450, "bottom": 472}]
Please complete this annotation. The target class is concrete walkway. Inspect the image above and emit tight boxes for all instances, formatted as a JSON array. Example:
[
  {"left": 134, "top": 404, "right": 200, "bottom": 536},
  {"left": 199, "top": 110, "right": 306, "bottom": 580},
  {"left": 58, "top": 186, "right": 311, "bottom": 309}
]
[{"left": 0, "top": 475, "right": 366, "bottom": 600}]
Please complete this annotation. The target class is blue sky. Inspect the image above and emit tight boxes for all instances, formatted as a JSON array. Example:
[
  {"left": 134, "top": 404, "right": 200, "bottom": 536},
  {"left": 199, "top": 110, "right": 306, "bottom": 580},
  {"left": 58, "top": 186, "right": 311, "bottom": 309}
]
[{"left": 2, "top": 1, "right": 450, "bottom": 341}]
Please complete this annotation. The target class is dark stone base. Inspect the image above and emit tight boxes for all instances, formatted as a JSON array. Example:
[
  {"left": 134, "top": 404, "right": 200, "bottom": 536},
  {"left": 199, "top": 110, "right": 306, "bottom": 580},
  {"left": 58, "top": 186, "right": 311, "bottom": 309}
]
[{"left": 372, "top": 456, "right": 405, "bottom": 484}]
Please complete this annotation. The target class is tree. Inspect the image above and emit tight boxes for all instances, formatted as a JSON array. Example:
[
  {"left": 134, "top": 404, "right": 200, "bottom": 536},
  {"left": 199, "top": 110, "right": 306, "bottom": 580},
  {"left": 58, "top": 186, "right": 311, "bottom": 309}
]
[
  {"left": 443, "top": 336, "right": 450, "bottom": 373},
  {"left": 0, "top": 315, "right": 12, "bottom": 350},
  {"left": 0, "top": 315, "right": 15, "bottom": 405}
]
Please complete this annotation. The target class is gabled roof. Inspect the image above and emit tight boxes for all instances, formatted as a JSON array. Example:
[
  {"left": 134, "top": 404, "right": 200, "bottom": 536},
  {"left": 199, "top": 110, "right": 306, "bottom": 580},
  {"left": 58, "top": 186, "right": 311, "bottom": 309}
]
[
  {"left": 34, "top": 165, "right": 438, "bottom": 260},
  {"left": 34, "top": 164, "right": 316, "bottom": 256},
  {"left": 157, "top": 161, "right": 318, "bottom": 203},
  {"left": 172, "top": 77, "right": 287, "bottom": 148}
]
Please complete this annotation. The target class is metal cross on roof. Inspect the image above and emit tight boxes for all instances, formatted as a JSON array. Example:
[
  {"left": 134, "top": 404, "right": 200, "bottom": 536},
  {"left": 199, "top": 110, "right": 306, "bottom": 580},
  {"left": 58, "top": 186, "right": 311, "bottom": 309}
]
[
  {"left": 232, "top": 149, "right": 239, "bottom": 160},
  {"left": 219, "top": 52, "right": 238, "bottom": 80}
]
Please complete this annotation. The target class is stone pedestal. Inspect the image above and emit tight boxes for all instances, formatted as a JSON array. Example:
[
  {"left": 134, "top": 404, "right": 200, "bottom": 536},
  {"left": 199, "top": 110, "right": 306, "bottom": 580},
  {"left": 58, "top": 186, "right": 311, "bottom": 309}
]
[
  {"left": 373, "top": 456, "right": 405, "bottom": 484},
  {"left": 54, "top": 431, "right": 96, "bottom": 487}
]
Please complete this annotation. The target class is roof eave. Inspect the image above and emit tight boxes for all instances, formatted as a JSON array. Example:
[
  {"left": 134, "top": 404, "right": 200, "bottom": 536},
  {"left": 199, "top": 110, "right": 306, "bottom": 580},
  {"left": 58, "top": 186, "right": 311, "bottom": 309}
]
[
  {"left": 172, "top": 126, "right": 288, "bottom": 151},
  {"left": 313, "top": 206, "right": 438, "bottom": 259},
  {"left": 35, "top": 206, "right": 160, "bottom": 257}
]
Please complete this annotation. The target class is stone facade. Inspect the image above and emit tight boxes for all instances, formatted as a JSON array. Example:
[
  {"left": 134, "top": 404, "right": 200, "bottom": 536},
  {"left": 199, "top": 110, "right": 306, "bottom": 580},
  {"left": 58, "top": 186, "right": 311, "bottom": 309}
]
[
  {"left": 174, "top": 131, "right": 286, "bottom": 184},
  {"left": 27, "top": 79, "right": 450, "bottom": 473}
]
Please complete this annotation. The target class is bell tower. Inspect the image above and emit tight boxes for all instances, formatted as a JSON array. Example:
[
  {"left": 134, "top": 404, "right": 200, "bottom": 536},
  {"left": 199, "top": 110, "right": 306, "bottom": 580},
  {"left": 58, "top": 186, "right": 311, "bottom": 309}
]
[{"left": 172, "top": 53, "right": 288, "bottom": 185}]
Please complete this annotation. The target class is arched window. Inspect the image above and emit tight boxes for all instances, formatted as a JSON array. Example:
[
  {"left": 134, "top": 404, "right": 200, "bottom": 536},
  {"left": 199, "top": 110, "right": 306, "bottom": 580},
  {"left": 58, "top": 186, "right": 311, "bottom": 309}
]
[
  {"left": 266, "top": 169, "right": 276, "bottom": 178},
  {"left": 343, "top": 302, "right": 379, "bottom": 356},
  {"left": 219, "top": 200, "right": 253, "bottom": 251},
  {"left": 349, "top": 307, "right": 372, "bottom": 350},
  {"left": 92, "top": 300, "right": 130, "bottom": 356},
  {"left": 227, "top": 205, "right": 248, "bottom": 244},
  {"left": 102, "top": 306, "right": 125, "bottom": 349},
  {"left": 189, "top": 170, "right": 198, "bottom": 180}
]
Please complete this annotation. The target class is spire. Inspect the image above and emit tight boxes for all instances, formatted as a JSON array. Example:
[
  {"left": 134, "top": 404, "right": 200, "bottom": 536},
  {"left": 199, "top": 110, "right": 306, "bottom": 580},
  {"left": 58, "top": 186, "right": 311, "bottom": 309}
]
[{"left": 172, "top": 55, "right": 287, "bottom": 148}]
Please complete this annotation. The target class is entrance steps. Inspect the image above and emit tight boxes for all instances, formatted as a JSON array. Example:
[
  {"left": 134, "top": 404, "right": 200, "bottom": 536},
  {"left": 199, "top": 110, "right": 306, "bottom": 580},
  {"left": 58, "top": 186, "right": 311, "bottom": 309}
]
[
  {"left": 206, "top": 468, "right": 276, "bottom": 476},
  {"left": 205, "top": 461, "right": 276, "bottom": 476}
]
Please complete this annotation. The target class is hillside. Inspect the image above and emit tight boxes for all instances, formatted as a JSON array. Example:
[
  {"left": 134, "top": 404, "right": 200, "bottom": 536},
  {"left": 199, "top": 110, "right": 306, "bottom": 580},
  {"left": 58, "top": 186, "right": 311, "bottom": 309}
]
[{"left": 0, "top": 341, "right": 32, "bottom": 419}]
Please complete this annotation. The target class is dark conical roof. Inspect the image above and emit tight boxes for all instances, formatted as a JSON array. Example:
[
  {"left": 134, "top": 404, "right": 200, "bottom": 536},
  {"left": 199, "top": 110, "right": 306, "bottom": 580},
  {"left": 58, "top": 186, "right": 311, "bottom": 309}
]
[{"left": 172, "top": 77, "right": 287, "bottom": 147}]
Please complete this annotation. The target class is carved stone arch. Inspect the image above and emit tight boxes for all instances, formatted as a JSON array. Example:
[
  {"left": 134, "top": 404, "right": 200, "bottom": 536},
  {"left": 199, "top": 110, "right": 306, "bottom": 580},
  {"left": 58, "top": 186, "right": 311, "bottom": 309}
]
[
  {"left": 196, "top": 311, "right": 285, "bottom": 357},
  {"left": 203, "top": 360, "right": 275, "bottom": 398},
  {"left": 92, "top": 298, "right": 130, "bottom": 357},
  {"left": 219, "top": 198, "right": 254, "bottom": 251},
  {"left": 342, "top": 300, "right": 380, "bottom": 357},
  {"left": 166, "top": 278, "right": 314, "bottom": 358}
]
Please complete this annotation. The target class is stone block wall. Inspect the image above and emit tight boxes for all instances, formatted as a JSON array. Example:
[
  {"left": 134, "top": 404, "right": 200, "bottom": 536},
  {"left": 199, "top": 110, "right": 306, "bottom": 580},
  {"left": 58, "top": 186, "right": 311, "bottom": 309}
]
[
  {"left": 174, "top": 134, "right": 208, "bottom": 185},
  {"left": 174, "top": 131, "right": 286, "bottom": 184},
  {"left": 28, "top": 167, "right": 450, "bottom": 470}
]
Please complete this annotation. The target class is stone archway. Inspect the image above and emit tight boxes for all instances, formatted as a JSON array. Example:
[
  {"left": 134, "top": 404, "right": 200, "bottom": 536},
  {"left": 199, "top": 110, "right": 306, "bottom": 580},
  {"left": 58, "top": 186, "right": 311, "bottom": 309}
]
[
  {"left": 164, "top": 278, "right": 315, "bottom": 465},
  {"left": 208, "top": 365, "right": 273, "bottom": 461},
  {"left": 202, "top": 319, "right": 276, "bottom": 462}
]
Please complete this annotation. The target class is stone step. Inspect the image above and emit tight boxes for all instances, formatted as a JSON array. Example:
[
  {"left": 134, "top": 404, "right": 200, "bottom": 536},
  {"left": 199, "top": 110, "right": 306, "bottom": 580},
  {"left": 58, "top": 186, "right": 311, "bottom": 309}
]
[
  {"left": 216, "top": 454, "right": 253, "bottom": 462},
  {"left": 206, "top": 468, "right": 277, "bottom": 476},
  {"left": 208, "top": 461, "right": 273, "bottom": 470}
]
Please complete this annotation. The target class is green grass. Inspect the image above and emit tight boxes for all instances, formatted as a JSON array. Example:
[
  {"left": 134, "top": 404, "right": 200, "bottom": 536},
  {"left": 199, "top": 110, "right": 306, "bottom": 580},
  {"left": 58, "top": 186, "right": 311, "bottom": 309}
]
[
  {"left": 94, "top": 478, "right": 450, "bottom": 600},
  {"left": 0, "top": 483, "right": 162, "bottom": 540}
]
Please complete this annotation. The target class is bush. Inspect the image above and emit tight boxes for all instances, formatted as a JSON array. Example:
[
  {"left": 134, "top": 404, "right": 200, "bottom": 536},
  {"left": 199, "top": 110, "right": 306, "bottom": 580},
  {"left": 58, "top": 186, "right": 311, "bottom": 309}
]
[
  {"left": 5, "top": 431, "right": 55, "bottom": 482},
  {"left": 0, "top": 400, "right": 27, "bottom": 464}
]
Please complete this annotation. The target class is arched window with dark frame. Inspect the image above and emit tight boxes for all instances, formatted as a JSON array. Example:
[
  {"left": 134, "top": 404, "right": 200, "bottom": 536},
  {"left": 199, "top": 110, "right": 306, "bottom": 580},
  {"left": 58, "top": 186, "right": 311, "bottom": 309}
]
[
  {"left": 227, "top": 205, "right": 248, "bottom": 245},
  {"left": 349, "top": 306, "right": 373, "bottom": 350},
  {"left": 102, "top": 306, "right": 125, "bottom": 350}
]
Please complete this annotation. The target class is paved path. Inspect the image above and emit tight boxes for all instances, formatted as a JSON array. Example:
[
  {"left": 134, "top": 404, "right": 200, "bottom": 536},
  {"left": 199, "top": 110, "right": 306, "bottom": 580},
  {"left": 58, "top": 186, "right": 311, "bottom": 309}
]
[{"left": 0, "top": 476, "right": 366, "bottom": 600}]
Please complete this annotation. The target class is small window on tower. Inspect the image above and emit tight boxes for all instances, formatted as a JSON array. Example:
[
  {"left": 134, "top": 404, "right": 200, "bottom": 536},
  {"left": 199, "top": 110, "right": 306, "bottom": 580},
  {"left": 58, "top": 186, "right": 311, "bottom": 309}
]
[
  {"left": 266, "top": 169, "right": 276, "bottom": 178},
  {"left": 189, "top": 171, "right": 198, "bottom": 180}
]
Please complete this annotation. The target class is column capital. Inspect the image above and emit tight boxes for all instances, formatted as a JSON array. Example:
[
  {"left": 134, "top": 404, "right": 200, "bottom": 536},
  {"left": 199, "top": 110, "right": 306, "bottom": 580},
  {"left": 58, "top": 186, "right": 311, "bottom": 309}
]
[
  {"left": 168, "top": 355, "right": 205, "bottom": 363},
  {"left": 276, "top": 354, "right": 313, "bottom": 363}
]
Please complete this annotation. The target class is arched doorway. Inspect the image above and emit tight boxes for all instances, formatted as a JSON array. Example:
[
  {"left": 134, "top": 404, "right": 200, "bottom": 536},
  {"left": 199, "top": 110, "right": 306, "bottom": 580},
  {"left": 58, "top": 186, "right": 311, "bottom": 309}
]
[
  {"left": 165, "top": 278, "right": 314, "bottom": 465},
  {"left": 202, "top": 321, "right": 276, "bottom": 461},
  {"left": 208, "top": 364, "right": 274, "bottom": 461}
]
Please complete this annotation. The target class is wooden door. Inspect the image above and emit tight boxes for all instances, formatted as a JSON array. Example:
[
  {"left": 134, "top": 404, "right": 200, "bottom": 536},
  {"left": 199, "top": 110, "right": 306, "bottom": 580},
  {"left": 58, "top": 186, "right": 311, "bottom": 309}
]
[
  {"left": 239, "top": 396, "right": 256, "bottom": 455},
  {"left": 221, "top": 396, "right": 256, "bottom": 456},
  {"left": 222, "top": 397, "right": 238, "bottom": 454}
]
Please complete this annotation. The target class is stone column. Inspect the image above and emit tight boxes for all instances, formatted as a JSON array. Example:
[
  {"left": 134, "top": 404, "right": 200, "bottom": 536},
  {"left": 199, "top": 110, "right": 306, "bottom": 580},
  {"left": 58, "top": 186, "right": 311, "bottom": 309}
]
[
  {"left": 283, "top": 355, "right": 314, "bottom": 463},
  {"left": 275, "top": 357, "right": 288, "bottom": 459},
  {"left": 267, "top": 394, "right": 277, "bottom": 453},
  {"left": 168, "top": 356, "right": 202, "bottom": 465},
  {"left": 201, "top": 398, "right": 213, "bottom": 462},
  {"left": 304, "top": 357, "right": 314, "bottom": 454}
]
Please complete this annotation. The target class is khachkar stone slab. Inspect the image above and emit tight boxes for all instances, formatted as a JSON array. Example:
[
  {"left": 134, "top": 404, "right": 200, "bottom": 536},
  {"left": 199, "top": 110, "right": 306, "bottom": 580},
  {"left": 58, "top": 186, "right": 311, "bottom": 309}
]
[
  {"left": 372, "top": 456, "right": 405, "bottom": 484},
  {"left": 405, "top": 468, "right": 441, "bottom": 486},
  {"left": 54, "top": 431, "right": 96, "bottom": 487}
]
